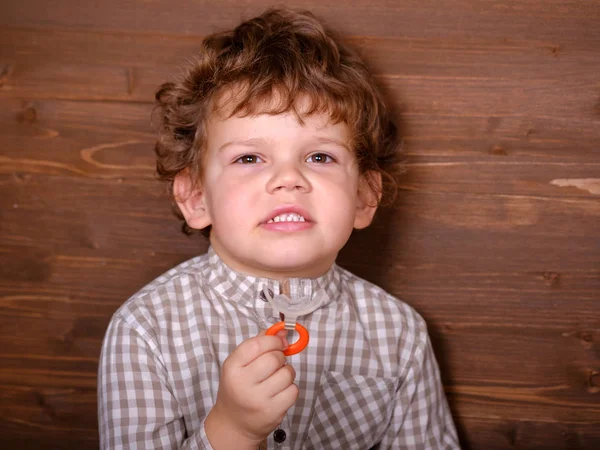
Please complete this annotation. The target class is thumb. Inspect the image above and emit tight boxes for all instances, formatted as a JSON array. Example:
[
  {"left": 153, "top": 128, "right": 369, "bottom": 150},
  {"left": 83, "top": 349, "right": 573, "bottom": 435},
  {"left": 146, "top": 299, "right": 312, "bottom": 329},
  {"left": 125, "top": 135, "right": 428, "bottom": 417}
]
[{"left": 259, "top": 325, "right": 289, "bottom": 347}]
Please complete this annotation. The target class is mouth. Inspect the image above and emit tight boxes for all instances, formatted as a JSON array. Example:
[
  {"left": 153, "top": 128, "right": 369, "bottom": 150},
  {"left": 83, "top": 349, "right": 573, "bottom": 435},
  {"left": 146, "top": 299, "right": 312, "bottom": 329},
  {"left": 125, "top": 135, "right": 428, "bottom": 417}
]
[
  {"left": 262, "top": 206, "right": 313, "bottom": 227},
  {"left": 267, "top": 212, "right": 306, "bottom": 224}
]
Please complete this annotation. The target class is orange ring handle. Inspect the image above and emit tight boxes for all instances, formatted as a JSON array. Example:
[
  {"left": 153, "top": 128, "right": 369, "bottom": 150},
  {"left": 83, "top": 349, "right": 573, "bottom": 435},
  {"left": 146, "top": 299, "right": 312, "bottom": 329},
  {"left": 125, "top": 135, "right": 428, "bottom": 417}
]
[{"left": 266, "top": 322, "right": 309, "bottom": 356}]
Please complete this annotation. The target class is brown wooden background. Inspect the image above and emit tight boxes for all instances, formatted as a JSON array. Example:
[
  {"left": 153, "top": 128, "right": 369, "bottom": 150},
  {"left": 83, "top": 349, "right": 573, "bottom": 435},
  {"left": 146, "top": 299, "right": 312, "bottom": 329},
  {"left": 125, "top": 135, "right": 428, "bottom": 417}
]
[{"left": 1, "top": 0, "right": 599, "bottom": 449}]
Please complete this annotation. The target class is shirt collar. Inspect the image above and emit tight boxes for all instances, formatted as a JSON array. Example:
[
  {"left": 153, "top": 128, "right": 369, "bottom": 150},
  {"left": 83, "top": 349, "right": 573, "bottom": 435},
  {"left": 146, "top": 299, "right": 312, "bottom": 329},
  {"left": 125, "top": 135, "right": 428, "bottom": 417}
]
[{"left": 204, "top": 246, "right": 342, "bottom": 309}]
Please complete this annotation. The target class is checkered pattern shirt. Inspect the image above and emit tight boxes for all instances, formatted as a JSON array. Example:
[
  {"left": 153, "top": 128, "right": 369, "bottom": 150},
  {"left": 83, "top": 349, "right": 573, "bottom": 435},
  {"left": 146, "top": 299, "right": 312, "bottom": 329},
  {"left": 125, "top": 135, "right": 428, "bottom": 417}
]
[{"left": 98, "top": 247, "right": 459, "bottom": 449}]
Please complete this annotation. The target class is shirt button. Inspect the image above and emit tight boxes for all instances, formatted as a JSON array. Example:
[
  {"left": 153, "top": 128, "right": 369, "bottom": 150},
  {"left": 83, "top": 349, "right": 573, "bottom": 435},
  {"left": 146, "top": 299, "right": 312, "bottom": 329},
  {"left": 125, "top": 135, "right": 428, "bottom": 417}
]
[{"left": 273, "top": 428, "right": 286, "bottom": 443}]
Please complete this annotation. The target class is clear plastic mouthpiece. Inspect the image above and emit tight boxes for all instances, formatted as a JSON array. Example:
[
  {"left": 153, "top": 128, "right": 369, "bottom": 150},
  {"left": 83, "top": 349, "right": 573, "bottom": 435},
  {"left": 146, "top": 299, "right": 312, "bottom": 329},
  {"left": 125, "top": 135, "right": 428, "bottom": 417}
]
[{"left": 261, "top": 285, "right": 326, "bottom": 330}]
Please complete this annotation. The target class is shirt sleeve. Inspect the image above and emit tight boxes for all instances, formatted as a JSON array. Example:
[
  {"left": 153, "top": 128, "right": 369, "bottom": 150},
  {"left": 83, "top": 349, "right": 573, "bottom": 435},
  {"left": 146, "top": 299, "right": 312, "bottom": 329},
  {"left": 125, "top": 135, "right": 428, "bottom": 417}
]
[
  {"left": 379, "top": 328, "right": 461, "bottom": 449},
  {"left": 98, "top": 313, "right": 214, "bottom": 450}
]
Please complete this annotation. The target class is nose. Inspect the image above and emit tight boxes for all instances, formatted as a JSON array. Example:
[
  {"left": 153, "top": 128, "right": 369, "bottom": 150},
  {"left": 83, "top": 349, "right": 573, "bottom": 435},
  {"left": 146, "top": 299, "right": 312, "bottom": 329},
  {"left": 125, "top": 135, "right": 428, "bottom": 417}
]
[{"left": 266, "top": 161, "right": 311, "bottom": 194}]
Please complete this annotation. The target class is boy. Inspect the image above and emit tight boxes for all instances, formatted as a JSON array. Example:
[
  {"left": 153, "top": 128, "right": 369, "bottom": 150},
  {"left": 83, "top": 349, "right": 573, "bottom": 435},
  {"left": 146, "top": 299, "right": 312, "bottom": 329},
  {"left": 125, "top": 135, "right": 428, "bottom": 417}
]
[{"left": 98, "top": 8, "right": 459, "bottom": 450}]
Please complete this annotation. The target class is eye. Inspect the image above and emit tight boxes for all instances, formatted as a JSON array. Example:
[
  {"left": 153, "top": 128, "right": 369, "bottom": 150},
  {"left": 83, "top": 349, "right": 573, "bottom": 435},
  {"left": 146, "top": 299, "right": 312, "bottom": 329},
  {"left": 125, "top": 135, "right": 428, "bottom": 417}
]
[
  {"left": 306, "top": 153, "right": 334, "bottom": 164},
  {"left": 234, "top": 154, "right": 263, "bottom": 164}
]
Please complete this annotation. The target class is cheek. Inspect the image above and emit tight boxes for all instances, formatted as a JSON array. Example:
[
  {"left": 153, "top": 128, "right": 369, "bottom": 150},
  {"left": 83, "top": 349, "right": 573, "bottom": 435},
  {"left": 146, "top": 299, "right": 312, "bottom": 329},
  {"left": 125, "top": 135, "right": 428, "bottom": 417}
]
[
  {"left": 318, "top": 173, "right": 358, "bottom": 203},
  {"left": 319, "top": 183, "right": 359, "bottom": 226},
  {"left": 207, "top": 177, "right": 262, "bottom": 224}
]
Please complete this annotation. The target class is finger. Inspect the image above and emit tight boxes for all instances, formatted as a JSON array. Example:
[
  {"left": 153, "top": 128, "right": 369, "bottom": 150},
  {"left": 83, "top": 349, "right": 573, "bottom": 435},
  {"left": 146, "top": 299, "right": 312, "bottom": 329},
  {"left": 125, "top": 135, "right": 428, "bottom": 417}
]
[
  {"left": 271, "top": 382, "right": 299, "bottom": 412},
  {"left": 258, "top": 328, "right": 288, "bottom": 339},
  {"left": 275, "top": 329, "right": 287, "bottom": 337},
  {"left": 246, "top": 350, "right": 287, "bottom": 383},
  {"left": 228, "top": 335, "right": 288, "bottom": 368},
  {"left": 259, "top": 327, "right": 289, "bottom": 345},
  {"left": 260, "top": 364, "right": 297, "bottom": 398}
]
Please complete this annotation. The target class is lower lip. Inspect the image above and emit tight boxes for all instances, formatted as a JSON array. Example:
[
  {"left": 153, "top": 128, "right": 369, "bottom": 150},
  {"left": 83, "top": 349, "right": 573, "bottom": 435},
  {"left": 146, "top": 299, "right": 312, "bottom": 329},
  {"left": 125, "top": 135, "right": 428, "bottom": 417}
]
[{"left": 261, "top": 221, "right": 314, "bottom": 232}]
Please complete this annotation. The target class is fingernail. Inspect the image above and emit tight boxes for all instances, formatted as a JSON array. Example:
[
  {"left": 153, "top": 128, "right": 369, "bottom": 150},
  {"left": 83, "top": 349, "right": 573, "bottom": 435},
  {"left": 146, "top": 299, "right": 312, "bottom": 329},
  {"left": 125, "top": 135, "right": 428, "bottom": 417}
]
[{"left": 281, "top": 337, "right": 289, "bottom": 349}]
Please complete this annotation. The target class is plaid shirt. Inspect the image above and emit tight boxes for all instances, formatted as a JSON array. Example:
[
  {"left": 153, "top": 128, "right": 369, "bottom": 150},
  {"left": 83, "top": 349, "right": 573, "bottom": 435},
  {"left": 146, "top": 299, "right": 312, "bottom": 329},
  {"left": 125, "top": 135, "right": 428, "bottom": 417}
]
[{"left": 98, "top": 247, "right": 459, "bottom": 449}]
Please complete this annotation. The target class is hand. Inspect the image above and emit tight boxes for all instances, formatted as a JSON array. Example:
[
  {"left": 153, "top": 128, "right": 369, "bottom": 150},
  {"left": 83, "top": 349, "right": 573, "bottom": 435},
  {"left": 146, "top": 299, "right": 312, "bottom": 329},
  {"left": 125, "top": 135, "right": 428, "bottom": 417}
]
[{"left": 205, "top": 332, "right": 299, "bottom": 449}]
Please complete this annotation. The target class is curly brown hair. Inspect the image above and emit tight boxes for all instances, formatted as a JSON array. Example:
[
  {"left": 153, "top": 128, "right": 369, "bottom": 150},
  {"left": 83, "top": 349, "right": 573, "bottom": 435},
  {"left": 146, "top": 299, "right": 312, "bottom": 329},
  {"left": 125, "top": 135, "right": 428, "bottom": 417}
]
[{"left": 154, "top": 7, "right": 402, "bottom": 236}]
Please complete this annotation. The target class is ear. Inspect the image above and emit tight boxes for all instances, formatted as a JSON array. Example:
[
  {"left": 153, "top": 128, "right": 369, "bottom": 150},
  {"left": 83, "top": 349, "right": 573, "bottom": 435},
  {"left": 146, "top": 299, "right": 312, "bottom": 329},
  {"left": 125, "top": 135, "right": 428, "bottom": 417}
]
[
  {"left": 173, "top": 170, "right": 213, "bottom": 230},
  {"left": 353, "top": 171, "right": 382, "bottom": 230}
]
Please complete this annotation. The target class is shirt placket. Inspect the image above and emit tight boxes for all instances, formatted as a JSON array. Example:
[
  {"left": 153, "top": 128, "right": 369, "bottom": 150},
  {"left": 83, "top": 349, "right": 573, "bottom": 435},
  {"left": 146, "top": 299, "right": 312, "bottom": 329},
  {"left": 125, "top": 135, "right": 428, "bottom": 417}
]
[{"left": 258, "top": 278, "right": 316, "bottom": 450}]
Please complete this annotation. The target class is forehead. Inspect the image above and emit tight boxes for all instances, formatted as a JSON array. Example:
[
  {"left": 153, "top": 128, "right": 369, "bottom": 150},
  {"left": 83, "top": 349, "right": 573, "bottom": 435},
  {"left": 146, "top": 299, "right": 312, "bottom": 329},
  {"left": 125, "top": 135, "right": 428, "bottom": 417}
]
[
  {"left": 207, "top": 87, "right": 351, "bottom": 146},
  {"left": 213, "top": 82, "right": 350, "bottom": 124},
  {"left": 206, "top": 110, "right": 350, "bottom": 149}
]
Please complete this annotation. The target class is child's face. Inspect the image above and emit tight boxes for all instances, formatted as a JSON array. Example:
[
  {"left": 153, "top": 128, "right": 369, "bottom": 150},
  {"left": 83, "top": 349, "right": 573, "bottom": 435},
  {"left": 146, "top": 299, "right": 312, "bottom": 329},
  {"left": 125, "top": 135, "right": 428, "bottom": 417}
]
[{"left": 177, "top": 108, "right": 379, "bottom": 279}]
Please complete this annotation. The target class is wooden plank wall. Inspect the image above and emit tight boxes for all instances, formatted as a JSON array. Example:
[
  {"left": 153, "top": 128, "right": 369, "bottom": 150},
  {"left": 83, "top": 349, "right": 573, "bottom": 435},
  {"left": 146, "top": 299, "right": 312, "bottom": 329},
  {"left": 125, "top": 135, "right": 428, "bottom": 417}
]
[{"left": 1, "top": 0, "right": 599, "bottom": 448}]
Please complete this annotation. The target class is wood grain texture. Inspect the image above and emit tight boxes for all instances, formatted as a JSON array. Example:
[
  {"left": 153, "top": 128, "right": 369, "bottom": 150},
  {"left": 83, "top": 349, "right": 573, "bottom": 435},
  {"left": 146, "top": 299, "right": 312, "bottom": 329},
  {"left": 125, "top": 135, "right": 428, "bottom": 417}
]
[
  {"left": 2, "top": 0, "right": 599, "bottom": 42},
  {"left": 0, "top": 0, "right": 599, "bottom": 449}
]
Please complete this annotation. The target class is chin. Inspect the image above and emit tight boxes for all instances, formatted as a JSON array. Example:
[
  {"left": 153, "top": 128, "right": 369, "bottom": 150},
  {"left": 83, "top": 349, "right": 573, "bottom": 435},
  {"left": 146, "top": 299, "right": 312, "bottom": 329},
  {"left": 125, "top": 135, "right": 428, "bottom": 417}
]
[{"left": 259, "top": 254, "right": 332, "bottom": 278}]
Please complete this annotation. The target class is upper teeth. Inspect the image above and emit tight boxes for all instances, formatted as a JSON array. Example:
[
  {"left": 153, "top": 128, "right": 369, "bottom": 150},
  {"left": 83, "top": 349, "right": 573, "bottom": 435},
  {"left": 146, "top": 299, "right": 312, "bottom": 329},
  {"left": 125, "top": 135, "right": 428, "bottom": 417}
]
[{"left": 268, "top": 213, "right": 306, "bottom": 223}]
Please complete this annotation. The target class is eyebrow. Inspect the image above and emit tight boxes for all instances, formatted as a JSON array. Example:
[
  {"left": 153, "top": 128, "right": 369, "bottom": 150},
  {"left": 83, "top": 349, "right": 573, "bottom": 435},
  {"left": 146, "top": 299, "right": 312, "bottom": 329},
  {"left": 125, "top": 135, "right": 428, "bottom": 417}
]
[
  {"left": 217, "top": 138, "right": 267, "bottom": 153},
  {"left": 217, "top": 136, "right": 351, "bottom": 153},
  {"left": 312, "top": 136, "right": 351, "bottom": 152}
]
